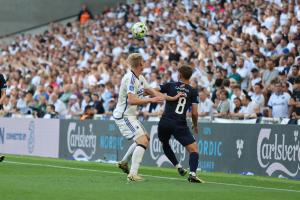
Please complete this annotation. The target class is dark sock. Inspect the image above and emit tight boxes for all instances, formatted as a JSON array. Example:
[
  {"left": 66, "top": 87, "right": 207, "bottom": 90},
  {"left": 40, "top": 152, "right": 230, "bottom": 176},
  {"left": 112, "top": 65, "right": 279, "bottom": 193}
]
[
  {"left": 162, "top": 143, "right": 178, "bottom": 166},
  {"left": 189, "top": 152, "right": 199, "bottom": 173}
]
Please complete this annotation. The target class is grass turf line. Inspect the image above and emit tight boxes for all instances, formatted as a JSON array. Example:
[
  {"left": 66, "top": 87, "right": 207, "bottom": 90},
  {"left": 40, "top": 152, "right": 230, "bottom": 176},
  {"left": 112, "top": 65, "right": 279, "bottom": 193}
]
[{"left": 0, "top": 155, "right": 299, "bottom": 200}]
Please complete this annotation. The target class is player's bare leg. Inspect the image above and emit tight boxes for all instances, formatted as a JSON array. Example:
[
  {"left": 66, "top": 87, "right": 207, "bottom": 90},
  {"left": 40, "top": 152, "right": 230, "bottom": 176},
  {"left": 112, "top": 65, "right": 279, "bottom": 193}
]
[{"left": 186, "top": 142, "right": 204, "bottom": 183}]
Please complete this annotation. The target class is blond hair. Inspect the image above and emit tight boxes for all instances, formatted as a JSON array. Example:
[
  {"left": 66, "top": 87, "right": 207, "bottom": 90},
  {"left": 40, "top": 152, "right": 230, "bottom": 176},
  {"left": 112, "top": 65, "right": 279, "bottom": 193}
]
[{"left": 127, "top": 53, "right": 143, "bottom": 68}]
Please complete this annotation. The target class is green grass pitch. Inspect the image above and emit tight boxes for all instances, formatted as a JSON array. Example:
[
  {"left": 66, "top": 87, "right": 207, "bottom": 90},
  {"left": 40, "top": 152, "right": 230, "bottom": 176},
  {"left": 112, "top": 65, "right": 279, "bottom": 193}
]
[{"left": 0, "top": 155, "right": 299, "bottom": 200}]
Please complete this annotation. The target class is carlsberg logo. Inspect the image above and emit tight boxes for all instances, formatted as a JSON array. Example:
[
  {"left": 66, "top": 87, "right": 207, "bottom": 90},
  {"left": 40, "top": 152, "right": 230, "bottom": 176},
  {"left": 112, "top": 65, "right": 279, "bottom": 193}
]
[
  {"left": 67, "top": 122, "right": 97, "bottom": 161},
  {"left": 257, "top": 128, "right": 300, "bottom": 177},
  {"left": 150, "top": 125, "right": 186, "bottom": 167}
]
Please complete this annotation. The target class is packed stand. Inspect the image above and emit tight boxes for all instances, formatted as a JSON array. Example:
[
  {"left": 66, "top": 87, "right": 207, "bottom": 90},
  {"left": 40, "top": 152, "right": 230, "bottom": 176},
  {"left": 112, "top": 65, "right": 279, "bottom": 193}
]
[{"left": 0, "top": 0, "right": 299, "bottom": 122}]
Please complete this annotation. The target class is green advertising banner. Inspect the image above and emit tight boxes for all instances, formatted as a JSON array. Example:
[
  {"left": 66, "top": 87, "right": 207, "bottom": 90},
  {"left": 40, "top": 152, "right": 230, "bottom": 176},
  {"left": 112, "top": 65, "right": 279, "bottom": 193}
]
[{"left": 198, "top": 124, "right": 300, "bottom": 179}]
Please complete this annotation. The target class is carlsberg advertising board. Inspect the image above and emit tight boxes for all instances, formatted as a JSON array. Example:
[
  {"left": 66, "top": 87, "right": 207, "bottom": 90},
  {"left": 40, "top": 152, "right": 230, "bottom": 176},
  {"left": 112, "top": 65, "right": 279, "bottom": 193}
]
[{"left": 58, "top": 120, "right": 300, "bottom": 180}]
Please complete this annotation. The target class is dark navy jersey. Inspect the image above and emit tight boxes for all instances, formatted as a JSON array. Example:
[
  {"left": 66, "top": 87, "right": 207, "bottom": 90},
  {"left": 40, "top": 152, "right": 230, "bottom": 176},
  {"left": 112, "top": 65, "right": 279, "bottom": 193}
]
[
  {"left": 159, "top": 82, "right": 198, "bottom": 122},
  {"left": 0, "top": 74, "right": 7, "bottom": 98}
]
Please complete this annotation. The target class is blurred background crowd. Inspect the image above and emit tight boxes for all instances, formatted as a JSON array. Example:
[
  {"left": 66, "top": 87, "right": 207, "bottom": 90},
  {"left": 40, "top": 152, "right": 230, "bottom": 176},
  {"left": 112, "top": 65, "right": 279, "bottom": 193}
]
[{"left": 0, "top": 0, "right": 299, "bottom": 122}]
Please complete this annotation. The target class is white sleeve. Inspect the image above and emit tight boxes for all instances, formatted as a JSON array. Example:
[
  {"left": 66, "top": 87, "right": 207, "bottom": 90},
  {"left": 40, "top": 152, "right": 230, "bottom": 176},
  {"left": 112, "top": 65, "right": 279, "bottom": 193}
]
[
  {"left": 203, "top": 100, "right": 213, "bottom": 113},
  {"left": 140, "top": 75, "right": 150, "bottom": 89},
  {"left": 126, "top": 75, "right": 136, "bottom": 94},
  {"left": 268, "top": 95, "right": 273, "bottom": 107}
]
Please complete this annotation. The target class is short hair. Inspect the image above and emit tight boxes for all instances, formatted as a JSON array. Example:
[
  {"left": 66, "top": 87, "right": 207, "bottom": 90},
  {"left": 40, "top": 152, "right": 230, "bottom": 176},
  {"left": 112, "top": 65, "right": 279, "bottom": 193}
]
[
  {"left": 48, "top": 104, "right": 55, "bottom": 111},
  {"left": 178, "top": 65, "right": 193, "bottom": 80},
  {"left": 255, "top": 83, "right": 263, "bottom": 89},
  {"left": 127, "top": 53, "right": 143, "bottom": 68},
  {"left": 292, "top": 65, "right": 299, "bottom": 70},
  {"left": 84, "top": 105, "right": 93, "bottom": 113},
  {"left": 232, "top": 85, "right": 241, "bottom": 90},
  {"left": 220, "top": 89, "right": 228, "bottom": 98},
  {"left": 234, "top": 97, "right": 242, "bottom": 102},
  {"left": 244, "top": 94, "right": 252, "bottom": 101}
]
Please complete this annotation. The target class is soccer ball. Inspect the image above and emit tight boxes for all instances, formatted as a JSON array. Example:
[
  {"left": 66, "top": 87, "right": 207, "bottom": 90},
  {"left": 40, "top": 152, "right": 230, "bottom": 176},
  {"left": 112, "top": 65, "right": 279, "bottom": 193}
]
[{"left": 131, "top": 22, "right": 148, "bottom": 39}]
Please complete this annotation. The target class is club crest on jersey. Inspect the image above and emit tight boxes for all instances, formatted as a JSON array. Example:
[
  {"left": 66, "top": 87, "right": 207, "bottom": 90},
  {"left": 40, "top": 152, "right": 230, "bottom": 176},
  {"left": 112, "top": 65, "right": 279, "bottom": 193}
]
[{"left": 129, "top": 85, "right": 134, "bottom": 92}]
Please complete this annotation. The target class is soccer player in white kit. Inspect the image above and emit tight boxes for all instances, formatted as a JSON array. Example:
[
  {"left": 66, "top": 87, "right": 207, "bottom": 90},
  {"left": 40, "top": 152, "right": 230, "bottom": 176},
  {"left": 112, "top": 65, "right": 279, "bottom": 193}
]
[{"left": 113, "top": 53, "right": 165, "bottom": 181}]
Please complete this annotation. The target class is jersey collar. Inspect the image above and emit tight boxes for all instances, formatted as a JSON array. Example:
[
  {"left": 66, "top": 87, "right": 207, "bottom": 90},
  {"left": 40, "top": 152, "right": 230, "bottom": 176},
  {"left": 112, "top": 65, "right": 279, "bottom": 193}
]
[{"left": 131, "top": 70, "right": 139, "bottom": 80}]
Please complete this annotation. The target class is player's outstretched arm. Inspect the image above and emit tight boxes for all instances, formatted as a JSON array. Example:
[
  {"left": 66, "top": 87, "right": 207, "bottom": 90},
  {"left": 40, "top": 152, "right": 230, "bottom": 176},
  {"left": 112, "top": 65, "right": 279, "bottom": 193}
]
[
  {"left": 165, "top": 92, "right": 186, "bottom": 101},
  {"left": 144, "top": 88, "right": 166, "bottom": 99},
  {"left": 127, "top": 93, "right": 164, "bottom": 105}
]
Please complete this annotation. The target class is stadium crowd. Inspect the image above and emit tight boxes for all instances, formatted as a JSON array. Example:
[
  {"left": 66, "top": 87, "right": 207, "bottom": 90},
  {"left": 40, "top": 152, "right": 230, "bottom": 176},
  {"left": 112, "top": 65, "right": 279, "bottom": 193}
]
[{"left": 0, "top": 0, "right": 299, "bottom": 122}]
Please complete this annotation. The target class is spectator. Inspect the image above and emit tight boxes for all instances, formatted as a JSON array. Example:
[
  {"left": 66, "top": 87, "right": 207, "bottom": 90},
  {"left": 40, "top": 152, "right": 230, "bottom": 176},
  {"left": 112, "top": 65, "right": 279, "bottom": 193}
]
[
  {"left": 214, "top": 89, "right": 230, "bottom": 118},
  {"left": 268, "top": 82, "right": 291, "bottom": 118},
  {"left": 249, "top": 68, "right": 262, "bottom": 89},
  {"left": 80, "top": 105, "right": 94, "bottom": 120},
  {"left": 67, "top": 94, "right": 82, "bottom": 119},
  {"left": 50, "top": 93, "right": 67, "bottom": 118},
  {"left": 81, "top": 92, "right": 93, "bottom": 112},
  {"left": 241, "top": 95, "right": 259, "bottom": 118},
  {"left": 288, "top": 65, "right": 300, "bottom": 85},
  {"left": 230, "top": 85, "right": 245, "bottom": 112},
  {"left": 236, "top": 58, "right": 250, "bottom": 90},
  {"left": 250, "top": 83, "right": 265, "bottom": 111},
  {"left": 78, "top": 3, "right": 93, "bottom": 24},
  {"left": 92, "top": 93, "right": 105, "bottom": 114},
  {"left": 229, "top": 97, "right": 245, "bottom": 119},
  {"left": 263, "top": 59, "right": 279, "bottom": 88},
  {"left": 34, "top": 95, "right": 47, "bottom": 118},
  {"left": 143, "top": 101, "right": 164, "bottom": 121},
  {"left": 198, "top": 89, "right": 214, "bottom": 117},
  {"left": 43, "top": 104, "right": 59, "bottom": 119},
  {"left": 104, "top": 98, "right": 116, "bottom": 119},
  {"left": 289, "top": 78, "right": 300, "bottom": 117},
  {"left": 228, "top": 64, "right": 242, "bottom": 85},
  {"left": 0, "top": 0, "right": 299, "bottom": 122}
]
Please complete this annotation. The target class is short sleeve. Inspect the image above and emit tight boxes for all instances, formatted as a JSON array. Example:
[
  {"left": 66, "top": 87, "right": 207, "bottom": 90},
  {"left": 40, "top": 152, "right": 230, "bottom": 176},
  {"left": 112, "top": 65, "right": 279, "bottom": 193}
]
[
  {"left": 126, "top": 75, "right": 136, "bottom": 94},
  {"left": 159, "top": 83, "right": 171, "bottom": 93},
  {"left": 267, "top": 95, "right": 273, "bottom": 108},
  {"left": 0, "top": 74, "right": 7, "bottom": 90}
]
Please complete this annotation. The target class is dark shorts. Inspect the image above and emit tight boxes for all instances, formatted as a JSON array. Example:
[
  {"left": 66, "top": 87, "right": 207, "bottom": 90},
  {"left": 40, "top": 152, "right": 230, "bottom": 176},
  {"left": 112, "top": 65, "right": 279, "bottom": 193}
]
[{"left": 158, "top": 118, "right": 195, "bottom": 146}]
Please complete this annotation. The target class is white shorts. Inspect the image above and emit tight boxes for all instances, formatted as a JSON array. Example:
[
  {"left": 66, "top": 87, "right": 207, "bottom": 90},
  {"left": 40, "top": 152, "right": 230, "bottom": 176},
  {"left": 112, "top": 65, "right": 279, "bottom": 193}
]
[{"left": 114, "top": 117, "right": 147, "bottom": 140}]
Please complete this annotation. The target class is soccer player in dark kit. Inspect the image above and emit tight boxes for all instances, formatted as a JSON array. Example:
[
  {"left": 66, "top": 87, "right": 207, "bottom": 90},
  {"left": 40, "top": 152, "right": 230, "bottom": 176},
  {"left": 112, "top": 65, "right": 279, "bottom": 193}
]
[
  {"left": 0, "top": 73, "right": 7, "bottom": 162},
  {"left": 157, "top": 65, "right": 204, "bottom": 183}
]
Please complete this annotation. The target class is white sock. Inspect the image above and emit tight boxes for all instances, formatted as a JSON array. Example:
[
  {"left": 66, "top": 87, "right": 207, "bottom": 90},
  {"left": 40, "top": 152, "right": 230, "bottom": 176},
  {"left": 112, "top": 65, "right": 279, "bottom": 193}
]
[
  {"left": 130, "top": 145, "right": 146, "bottom": 175},
  {"left": 121, "top": 142, "right": 137, "bottom": 163},
  {"left": 175, "top": 164, "right": 182, "bottom": 169},
  {"left": 189, "top": 171, "right": 196, "bottom": 176}
]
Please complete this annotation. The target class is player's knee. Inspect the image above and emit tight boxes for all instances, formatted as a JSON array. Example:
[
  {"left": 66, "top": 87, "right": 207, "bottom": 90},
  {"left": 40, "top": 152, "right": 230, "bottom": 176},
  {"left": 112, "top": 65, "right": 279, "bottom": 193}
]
[
  {"left": 135, "top": 135, "right": 149, "bottom": 147},
  {"left": 186, "top": 143, "right": 198, "bottom": 153}
]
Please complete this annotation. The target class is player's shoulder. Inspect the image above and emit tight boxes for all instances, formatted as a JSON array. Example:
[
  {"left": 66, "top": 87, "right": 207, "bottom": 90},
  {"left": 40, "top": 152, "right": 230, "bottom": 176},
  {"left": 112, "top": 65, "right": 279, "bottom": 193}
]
[
  {"left": 167, "top": 81, "right": 181, "bottom": 87},
  {"left": 138, "top": 74, "right": 147, "bottom": 82},
  {"left": 122, "top": 71, "right": 136, "bottom": 82}
]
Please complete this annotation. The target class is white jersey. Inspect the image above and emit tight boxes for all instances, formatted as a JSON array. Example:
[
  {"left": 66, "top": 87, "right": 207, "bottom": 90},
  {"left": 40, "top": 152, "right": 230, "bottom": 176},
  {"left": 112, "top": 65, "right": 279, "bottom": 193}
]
[
  {"left": 268, "top": 92, "right": 291, "bottom": 118},
  {"left": 113, "top": 70, "right": 149, "bottom": 119}
]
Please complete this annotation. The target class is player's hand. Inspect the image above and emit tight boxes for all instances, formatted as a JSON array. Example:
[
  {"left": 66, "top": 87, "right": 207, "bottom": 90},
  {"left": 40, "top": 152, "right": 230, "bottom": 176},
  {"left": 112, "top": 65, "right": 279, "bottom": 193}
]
[
  {"left": 175, "top": 92, "right": 186, "bottom": 99},
  {"left": 150, "top": 96, "right": 164, "bottom": 103},
  {"left": 192, "top": 124, "right": 198, "bottom": 134}
]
